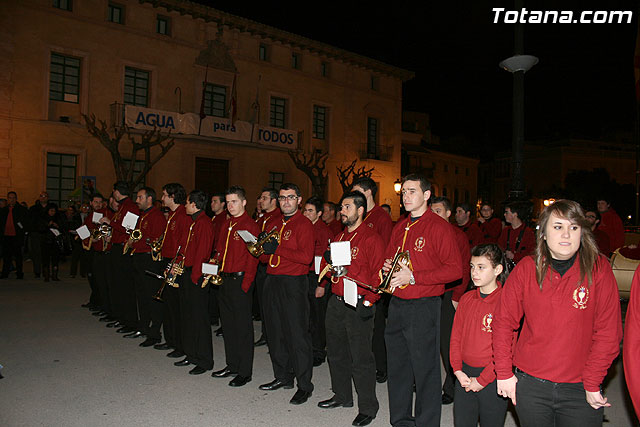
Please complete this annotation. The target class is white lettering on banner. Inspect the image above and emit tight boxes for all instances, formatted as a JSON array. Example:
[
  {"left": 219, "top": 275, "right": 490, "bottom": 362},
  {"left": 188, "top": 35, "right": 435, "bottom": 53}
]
[{"left": 125, "top": 106, "right": 298, "bottom": 147}]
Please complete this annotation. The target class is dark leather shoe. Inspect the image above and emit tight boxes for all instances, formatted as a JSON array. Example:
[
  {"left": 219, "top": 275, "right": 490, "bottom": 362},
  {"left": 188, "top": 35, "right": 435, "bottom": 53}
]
[
  {"left": 215, "top": 327, "right": 223, "bottom": 337},
  {"left": 352, "top": 413, "right": 375, "bottom": 426},
  {"left": 123, "top": 331, "right": 145, "bottom": 338},
  {"left": 254, "top": 336, "right": 267, "bottom": 347},
  {"left": 189, "top": 366, "right": 206, "bottom": 375},
  {"left": 229, "top": 375, "right": 251, "bottom": 387},
  {"left": 259, "top": 379, "right": 294, "bottom": 391},
  {"left": 154, "top": 342, "right": 172, "bottom": 350},
  {"left": 174, "top": 358, "right": 191, "bottom": 366},
  {"left": 441, "top": 394, "right": 454, "bottom": 405},
  {"left": 106, "top": 321, "right": 121, "bottom": 328},
  {"left": 289, "top": 389, "right": 312, "bottom": 405},
  {"left": 376, "top": 370, "right": 387, "bottom": 383},
  {"left": 99, "top": 316, "right": 114, "bottom": 322},
  {"left": 81, "top": 302, "right": 91, "bottom": 308},
  {"left": 139, "top": 338, "right": 159, "bottom": 347},
  {"left": 313, "top": 357, "right": 325, "bottom": 367},
  {"left": 117, "top": 326, "right": 135, "bottom": 333},
  {"left": 167, "top": 350, "right": 184, "bottom": 358},
  {"left": 212, "top": 367, "right": 236, "bottom": 378},
  {"left": 318, "top": 396, "right": 354, "bottom": 408}
]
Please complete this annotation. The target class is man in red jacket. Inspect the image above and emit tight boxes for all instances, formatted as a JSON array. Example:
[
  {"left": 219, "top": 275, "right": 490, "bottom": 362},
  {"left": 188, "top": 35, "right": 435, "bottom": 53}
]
[
  {"left": 209, "top": 192, "right": 227, "bottom": 331},
  {"left": 211, "top": 186, "right": 259, "bottom": 387},
  {"left": 382, "top": 173, "right": 462, "bottom": 427},
  {"left": 258, "top": 183, "right": 315, "bottom": 405},
  {"left": 597, "top": 197, "right": 625, "bottom": 251},
  {"left": 477, "top": 203, "right": 502, "bottom": 244},
  {"left": 498, "top": 201, "right": 535, "bottom": 264},
  {"left": 322, "top": 201, "right": 343, "bottom": 236},
  {"left": 455, "top": 202, "right": 483, "bottom": 248}
]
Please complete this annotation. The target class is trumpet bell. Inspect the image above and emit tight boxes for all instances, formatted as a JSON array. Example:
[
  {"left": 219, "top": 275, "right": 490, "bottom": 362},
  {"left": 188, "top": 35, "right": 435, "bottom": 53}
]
[{"left": 377, "top": 251, "right": 412, "bottom": 295}]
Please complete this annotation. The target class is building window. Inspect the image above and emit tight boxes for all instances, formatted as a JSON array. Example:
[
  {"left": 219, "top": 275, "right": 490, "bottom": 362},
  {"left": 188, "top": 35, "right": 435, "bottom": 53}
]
[
  {"left": 259, "top": 44, "right": 269, "bottom": 61},
  {"left": 53, "top": 0, "right": 72, "bottom": 11},
  {"left": 367, "top": 117, "right": 378, "bottom": 159},
  {"left": 124, "top": 67, "right": 149, "bottom": 107},
  {"left": 313, "top": 105, "right": 327, "bottom": 140},
  {"left": 203, "top": 83, "right": 227, "bottom": 118},
  {"left": 464, "top": 190, "right": 470, "bottom": 202},
  {"left": 108, "top": 3, "right": 124, "bottom": 24},
  {"left": 268, "top": 172, "right": 284, "bottom": 190},
  {"left": 123, "top": 159, "right": 146, "bottom": 191},
  {"left": 49, "top": 53, "right": 80, "bottom": 103},
  {"left": 292, "top": 53, "right": 300, "bottom": 69},
  {"left": 370, "top": 75, "right": 379, "bottom": 91},
  {"left": 321, "top": 62, "right": 329, "bottom": 77},
  {"left": 46, "top": 152, "right": 77, "bottom": 206},
  {"left": 270, "top": 97, "right": 287, "bottom": 129},
  {"left": 156, "top": 15, "right": 170, "bottom": 35}
]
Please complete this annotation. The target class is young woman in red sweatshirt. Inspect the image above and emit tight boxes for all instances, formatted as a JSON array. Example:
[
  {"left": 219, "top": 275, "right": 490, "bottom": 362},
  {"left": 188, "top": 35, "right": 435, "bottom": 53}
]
[
  {"left": 450, "top": 243, "right": 510, "bottom": 426},
  {"left": 493, "top": 200, "right": 622, "bottom": 427}
]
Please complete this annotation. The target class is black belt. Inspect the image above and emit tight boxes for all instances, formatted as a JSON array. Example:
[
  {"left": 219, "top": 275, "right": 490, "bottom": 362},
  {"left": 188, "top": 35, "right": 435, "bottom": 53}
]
[{"left": 220, "top": 272, "right": 244, "bottom": 278}]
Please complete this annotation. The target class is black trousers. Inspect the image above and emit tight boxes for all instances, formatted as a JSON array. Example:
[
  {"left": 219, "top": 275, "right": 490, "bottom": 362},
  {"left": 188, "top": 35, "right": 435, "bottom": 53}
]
[
  {"left": 163, "top": 281, "right": 181, "bottom": 351},
  {"left": 254, "top": 263, "right": 268, "bottom": 339},
  {"left": 454, "top": 362, "right": 508, "bottom": 427},
  {"left": 514, "top": 369, "right": 604, "bottom": 427},
  {"left": 385, "top": 296, "right": 442, "bottom": 427},
  {"left": 85, "top": 251, "right": 100, "bottom": 307},
  {"left": 440, "top": 290, "right": 456, "bottom": 398},
  {"left": 308, "top": 272, "right": 328, "bottom": 360},
  {"left": 208, "top": 281, "right": 220, "bottom": 324},
  {"left": 41, "top": 240, "right": 60, "bottom": 272},
  {"left": 263, "top": 274, "right": 313, "bottom": 392},
  {"left": 92, "top": 251, "right": 111, "bottom": 314},
  {"left": 179, "top": 268, "right": 213, "bottom": 370},
  {"left": 218, "top": 273, "right": 254, "bottom": 377},
  {"left": 109, "top": 244, "right": 137, "bottom": 328},
  {"left": 372, "top": 293, "right": 389, "bottom": 374},
  {"left": 70, "top": 239, "right": 88, "bottom": 276},
  {"left": 1, "top": 235, "right": 23, "bottom": 276},
  {"left": 325, "top": 295, "right": 378, "bottom": 417},
  {"left": 29, "top": 233, "right": 42, "bottom": 276},
  {"left": 132, "top": 252, "right": 164, "bottom": 339}
]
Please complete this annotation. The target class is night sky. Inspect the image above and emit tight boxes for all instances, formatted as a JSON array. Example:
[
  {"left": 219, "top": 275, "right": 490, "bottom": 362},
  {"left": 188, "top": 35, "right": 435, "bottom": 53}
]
[{"left": 199, "top": 0, "right": 639, "bottom": 157}]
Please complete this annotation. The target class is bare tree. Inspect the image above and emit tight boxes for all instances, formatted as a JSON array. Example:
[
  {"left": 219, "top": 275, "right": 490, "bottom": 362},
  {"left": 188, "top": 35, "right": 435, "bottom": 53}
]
[
  {"left": 336, "top": 159, "right": 375, "bottom": 193},
  {"left": 83, "top": 113, "right": 175, "bottom": 193},
  {"left": 288, "top": 149, "right": 329, "bottom": 199}
]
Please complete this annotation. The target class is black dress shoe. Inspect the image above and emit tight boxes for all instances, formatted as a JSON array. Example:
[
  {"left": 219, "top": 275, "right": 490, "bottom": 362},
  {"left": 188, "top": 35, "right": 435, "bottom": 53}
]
[
  {"left": 106, "top": 321, "right": 121, "bottom": 328},
  {"left": 259, "top": 378, "right": 294, "bottom": 391},
  {"left": 289, "top": 389, "right": 312, "bottom": 405},
  {"left": 254, "top": 336, "right": 267, "bottom": 347},
  {"left": 167, "top": 350, "right": 184, "bottom": 358},
  {"left": 99, "top": 316, "right": 114, "bottom": 322},
  {"left": 441, "top": 394, "right": 454, "bottom": 405},
  {"left": 376, "top": 370, "right": 387, "bottom": 383},
  {"left": 81, "top": 302, "right": 91, "bottom": 308},
  {"left": 154, "top": 342, "right": 172, "bottom": 350},
  {"left": 212, "top": 367, "right": 236, "bottom": 378},
  {"left": 123, "top": 331, "right": 145, "bottom": 338},
  {"left": 189, "top": 366, "right": 206, "bottom": 375},
  {"left": 117, "top": 326, "right": 135, "bottom": 333},
  {"left": 229, "top": 375, "right": 251, "bottom": 387},
  {"left": 313, "top": 357, "right": 325, "bottom": 367},
  {"left": 174, "top": 358, "right": 191, "bottom": 366},
  {"left": 318, "top": 396, "right": 354, "bottom": 408},
  {"left": 215, "top": 327, "right": 223, "bottom": 337},
  {"left": 352, "top": 413, "right": 375, "bottom": 426},
  {"left": 139, "top": 338, "right": 160, "bottom": 347},
  {"left": 91, "top": 310, "right": 104, "bottom": 316}
]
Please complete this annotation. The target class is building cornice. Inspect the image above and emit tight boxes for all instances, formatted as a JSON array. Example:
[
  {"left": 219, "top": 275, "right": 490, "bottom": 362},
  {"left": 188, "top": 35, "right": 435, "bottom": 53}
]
[{"left": 139, "top": 0, "right": 415, "bottom": 82}]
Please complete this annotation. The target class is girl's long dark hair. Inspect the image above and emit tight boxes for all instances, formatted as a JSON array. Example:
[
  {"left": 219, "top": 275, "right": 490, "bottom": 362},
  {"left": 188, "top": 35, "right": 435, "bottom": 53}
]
[{"left": 471, "top": 243, "right": 510, "bottom": 284}]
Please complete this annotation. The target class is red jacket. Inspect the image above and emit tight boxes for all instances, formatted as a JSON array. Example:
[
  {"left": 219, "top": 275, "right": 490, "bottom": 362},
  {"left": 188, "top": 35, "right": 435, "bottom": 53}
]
[
  {"left": 450, "top": 287, "right": 503, "bottom": 387},
  {"left": 82, "top": 207, "right": 108, "bottom": 251},
  {"left": 131, "top": 207, "right": 166, "bottom": 254},
  {"left": 593, "top": 228, "right": 611, "bottom": 256},
  {"left": 624, "top": 265, "right": 640, "bottom": 418},
  {"left": 267, "top": 211, "right": 314, "bottom": 276},
  {"left": 258, "top": 208, "right": 282, "bottom": 264},
  {"left": 211, "top": 212, "right": 229, "bottom": 251},
  {"left": 497, "top": 223, "right": 535, "bottom": 264},
  {"left": 363, "top": 204, "right": 393, "bottom": 244},
  {"left": 600, "top": 208, "right": 625, "bottom": 251},
  {"left": 110, "top": 197, "right": 140, "bottom": 244},
  {"left": 310, "top": 219, "right": 333, "bottom": 272},
  {"left": 493, "top": 255, "right": 622, "bottom": 392},
  {"left": 215, "top": 211, "right": 260, "bottom": 292},
  {"left": 459, "top": 221, "right": 483, "bottom": 249},
  {"left": 385, "top": 209, "right": 462, "bottom": 299},
  {"left": 326, "top": 218, "right": 343, "bottom": 237},
  {"left": 161, "top": 205, "right": 193, "bottom": 259},
  {"left": 479, "top": 217, "right": 502, "bottom": 244},
  {"left": 451, "top": 224, "right": 471, "bottom": 303},
  {"left": 180, "top": 211, "right": 214, "bottom": 283}
]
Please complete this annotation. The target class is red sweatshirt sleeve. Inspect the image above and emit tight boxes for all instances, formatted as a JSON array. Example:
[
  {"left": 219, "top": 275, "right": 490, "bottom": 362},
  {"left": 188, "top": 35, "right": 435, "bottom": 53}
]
[
  {"left": 449, "top": 297, "right": 466, "bottom": 373},
  {"left": 452, "top": 228, "right": 471, "bottom": 302},
  {"left": 625, "top": 265, "right": 640, "bottom": 417},
  {"left": 412, "top": 222, "right": 462, "bottom": 287},
  {"left": 513, "top": 227, "right": 535, "bottom": 263}
]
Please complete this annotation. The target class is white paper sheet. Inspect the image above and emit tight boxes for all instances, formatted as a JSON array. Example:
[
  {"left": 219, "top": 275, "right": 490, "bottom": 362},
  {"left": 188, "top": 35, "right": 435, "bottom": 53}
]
[
  {"left": 237, "top": 230, "right": 257, "bottom": 244},
  {"left": 330, "top": 241, "right": 351, "bottom": 266},
  {"left": 202, "top": 263, "right": 219, "bottom": 275},
  {"left": 314, "top": 256, "right": 322, "bottom": 275},
  {"left": 50, "top": 228, "right": 61, "bottom": 237},
  {"left": 92, "top": 212, "right": 103, "bottom": 223},
  {"left": 343, "top": 278, "right": 358, "bottom": 307},
  {"left": 122, "top": 212, "right": 139, "bottom": 230},
  {"left": 76, "top": 225, "right": 91, "bottom": 240}
]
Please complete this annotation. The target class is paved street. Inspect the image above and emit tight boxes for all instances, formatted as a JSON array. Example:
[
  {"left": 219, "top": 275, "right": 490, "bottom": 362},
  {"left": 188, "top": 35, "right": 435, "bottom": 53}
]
[{"left": 0, "top": 271, "right": 637, "bottom": 427}]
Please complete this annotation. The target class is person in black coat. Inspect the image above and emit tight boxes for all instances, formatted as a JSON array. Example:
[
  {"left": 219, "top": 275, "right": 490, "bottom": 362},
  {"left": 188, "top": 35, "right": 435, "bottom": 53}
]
[
  {"left": 41, "top": 203, "right": 64, "bottom": 282},
  {"left": 0, "top": 191, "right": 29, "bottom": 279}
]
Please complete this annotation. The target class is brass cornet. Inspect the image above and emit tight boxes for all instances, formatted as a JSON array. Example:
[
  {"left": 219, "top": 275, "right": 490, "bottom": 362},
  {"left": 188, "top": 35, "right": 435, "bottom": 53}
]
[
  {"left": 149, "top": 233, "right": 164, "bottom": 261},
  {"left": 123, "top": 228, "right": 142, "bottom": 255},
  {"left": 246, "top": 227, "right": 279, "bottom": 257},
  {"left": 201, "top": 258, "right": 223, "bottom": 288},
  {"left": 378, "top": 248, "right": 412, "bottom": 295},
  {"left": 150, "top": 245, "right": 183, "bottom": 302}
]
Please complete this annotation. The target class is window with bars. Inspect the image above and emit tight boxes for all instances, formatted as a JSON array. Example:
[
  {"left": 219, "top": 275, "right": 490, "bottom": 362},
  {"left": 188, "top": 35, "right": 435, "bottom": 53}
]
[
  {"left": 49, "top": 53, "right": 80, "bottom": 103},
  {"left": 46, "top": 153, "right": 77, "bottom": 206},
  {"left": 292, "top": 53, "right": 300, "bottom": 69},
  {"left": 53, "top": 0, "right": 72, "bottom": 11},
  {"left": 268, "top": 172, "right": 284, "bottom": 190},
  {"left": 371, "top": 75, "right": 379, "bottom": 91},
  {"left": 203, "top": 84, "right": 227, "bottom": 118},
  {"left": 108, "top": 2, "right": 124, "bottom": 24},
  {"left": 259, "top": 44, "right": 269, "bottom": 61},
  {"left": 156, "top": 15, "right": 170, "bottom": 35},
  {"left": 270, "top": 97, "right": 287, "bottom": 129},
  {"left": 313, "top": 105, "right": 327, "bottom": 140},
  {"left": 321, "top": 62, "right": 329, "bottom": 77},
  {"left": 124, "top": 67, "right": 149, "bottom": 107},
  {"left": 367, "top": 117, "right": 378, "bottom": 159}
]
